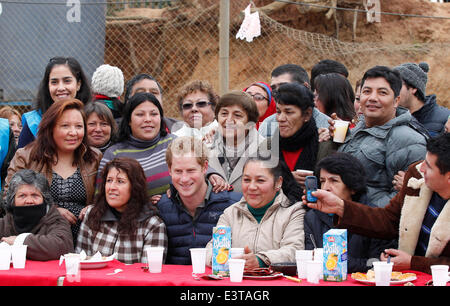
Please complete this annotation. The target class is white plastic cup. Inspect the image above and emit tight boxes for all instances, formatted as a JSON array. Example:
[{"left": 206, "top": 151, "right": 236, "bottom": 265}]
[
  {"left": 11, "top": 245, "right": 27, "bottom": 269},
  {"left": 0, "top": 247, "right": 11, "bottom": 270},
  {"left": 306, "top": 260, "right": 322, "bottom": 284},
  {"left": 430, "top": 265, "right": 449, "bottom": 286},
  {"left": 313, "top": 248, "right": 323, "bottom": 262},
  {"left": 373, "top": 261, "right": 393, "bottom": 286},
  {"left": 228, "top": 258, "right": 245, "bottom": 282},
  {"left": 146, "top": 247, "right": 164, "bottom": 273},
  {"left": 64, "top": 254, "right": 81, "bottom": 282},
  {"left": 190, "top": 248, "right": 207, "bottom": 274},
  {"left": 296, "top": 250, "right": 313, "bottom": 278},
  {"left": 230, "top": 248, "right": 244, "bottom": 259},
  {"left": 333, "top": 120, "right": 350, "bottom": 143},
  {"left": 313, "top": 248, "right": 324, "bottom": 279}
]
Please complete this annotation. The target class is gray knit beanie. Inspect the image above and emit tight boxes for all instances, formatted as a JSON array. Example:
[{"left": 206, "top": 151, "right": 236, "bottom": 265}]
[
  {"left": 91, "top": 64, "right": 124, "bottom": 98},
  {"left": 394, "top": 62, "right": 429, "bottom": 100}
]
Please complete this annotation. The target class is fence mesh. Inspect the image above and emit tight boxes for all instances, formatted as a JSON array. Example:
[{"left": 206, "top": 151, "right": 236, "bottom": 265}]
[{"left": 0, "top": 0, "right": 449, "bottom": 119}]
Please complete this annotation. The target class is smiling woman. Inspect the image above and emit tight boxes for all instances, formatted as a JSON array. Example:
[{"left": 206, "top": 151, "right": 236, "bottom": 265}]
[
  {"left": 76, "top": 157, "right": 167, "bottom": 264},
  {"left": 18, "top": 57, "right": 91, "bottom": 149},
  {"left": 206, "top": 157, "right": 306, "bottom": 269},
  {"left": 5, "top": 99, "right": 102, "bottom": 243}
]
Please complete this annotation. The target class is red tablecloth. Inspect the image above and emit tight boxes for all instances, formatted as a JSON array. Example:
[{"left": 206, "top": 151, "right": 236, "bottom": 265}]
[{"left": 0, "top": 259, "right": 435, "bottom": 286}]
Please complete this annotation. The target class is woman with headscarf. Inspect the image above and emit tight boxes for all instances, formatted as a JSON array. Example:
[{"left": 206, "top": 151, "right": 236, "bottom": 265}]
[{"left": 244, "top": 81, "right": 276, "bottom": 130}]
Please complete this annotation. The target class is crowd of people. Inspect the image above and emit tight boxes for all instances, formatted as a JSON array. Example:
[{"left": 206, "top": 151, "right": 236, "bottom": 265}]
[{"left": 0, "top": 57, "right": 449, "bottom": 275}]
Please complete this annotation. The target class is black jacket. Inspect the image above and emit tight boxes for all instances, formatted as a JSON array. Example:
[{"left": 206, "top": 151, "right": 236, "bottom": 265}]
[{"left": 413, "top": 95, "right": 450, "bottom": 137}]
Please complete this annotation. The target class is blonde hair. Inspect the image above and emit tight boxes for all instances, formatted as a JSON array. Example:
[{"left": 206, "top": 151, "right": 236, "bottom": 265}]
[{"left": 166, "top": 136, "right": 209, "bottom": 168}]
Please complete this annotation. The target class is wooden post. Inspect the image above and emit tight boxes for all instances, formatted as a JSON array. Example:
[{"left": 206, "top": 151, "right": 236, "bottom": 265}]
[{"left": 219, "top": 0, "right": 229, "bottom": 95}]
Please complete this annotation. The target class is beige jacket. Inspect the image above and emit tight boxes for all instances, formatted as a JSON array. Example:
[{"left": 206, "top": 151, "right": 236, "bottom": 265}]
[
  {"left": 206, "top": 190, "right": 305, "bottom": 266},
  {"left": 4, "top": 146, "right": 102, "bottom": 205}
]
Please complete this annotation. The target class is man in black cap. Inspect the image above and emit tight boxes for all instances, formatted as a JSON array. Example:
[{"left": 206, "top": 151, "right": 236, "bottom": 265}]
[{"left": 394, "top": 62, "right": 450, "bottom": 137}]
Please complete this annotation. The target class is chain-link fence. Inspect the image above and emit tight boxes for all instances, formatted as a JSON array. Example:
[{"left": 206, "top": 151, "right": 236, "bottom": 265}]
[{"left": 1, "top": 0, "right": 449, "bottom": 119}]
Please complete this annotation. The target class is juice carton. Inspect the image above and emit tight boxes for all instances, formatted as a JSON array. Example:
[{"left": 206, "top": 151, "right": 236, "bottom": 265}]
[
  {"left": 323, "top": 229, "right": 347, "bottom": 281},
  {"left": 212, "top": 226, "right": 231, "bottom": 276}
]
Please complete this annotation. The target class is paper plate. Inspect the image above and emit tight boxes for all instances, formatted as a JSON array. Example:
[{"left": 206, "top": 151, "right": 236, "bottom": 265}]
[
  {"left": 351, "top": 275, "right": 417, "bottom": 285},
  {"left": 80, "top": 258, "right": 114, "bottom": 269}
]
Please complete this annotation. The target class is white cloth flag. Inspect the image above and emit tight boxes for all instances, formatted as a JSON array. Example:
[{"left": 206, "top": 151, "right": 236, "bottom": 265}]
[{"left": 236, "top": 4, "right": 261, "bottom": 42}]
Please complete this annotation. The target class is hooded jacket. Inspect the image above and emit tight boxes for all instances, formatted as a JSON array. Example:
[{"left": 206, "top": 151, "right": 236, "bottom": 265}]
[
  {"left": 412, "top": 94, "right": 450, "bottom": 137},
  {"left": 338, "top": 107, "right": 427, "bottom": 207}
]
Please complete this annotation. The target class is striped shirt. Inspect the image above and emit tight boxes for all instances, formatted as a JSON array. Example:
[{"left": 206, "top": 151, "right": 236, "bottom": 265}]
[
  {"left": 97, "top": 134, "right": 175, "bottom": 197},
  {"left": 415, "top": 192, "right": 446, "bottom": 256}
]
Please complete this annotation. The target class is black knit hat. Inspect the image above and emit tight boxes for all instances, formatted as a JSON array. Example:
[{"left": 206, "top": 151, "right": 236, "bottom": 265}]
[{"left": 394, "top": 62, "right": 429, "bottom": 100}]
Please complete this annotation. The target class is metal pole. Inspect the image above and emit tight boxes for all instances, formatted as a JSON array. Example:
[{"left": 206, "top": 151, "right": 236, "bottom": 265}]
[{"left": 219, "top": 0, "right": 229, "bottom": 95}]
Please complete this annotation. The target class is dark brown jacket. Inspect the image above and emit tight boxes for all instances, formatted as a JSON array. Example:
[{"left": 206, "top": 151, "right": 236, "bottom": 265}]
[
  {"left": 337, "top": 161, "right": 449, "bottom": 274},
  {"left": 0, "top": 205, "right": 74, "bottom": 260}
]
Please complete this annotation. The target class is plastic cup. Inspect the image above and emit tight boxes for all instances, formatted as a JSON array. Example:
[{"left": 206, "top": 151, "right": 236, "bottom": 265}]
[
  {"left": 430, "top": 265, "right": 449, "bottom": 286},
  {"left": 230, "top": 248, "right": 244, "bottom": 259},
  {"left": 64, "top": 254, "right": 81, "bottom": 282},
  {"left": 0, "top": 247, "right": 11, "bottom": 270},
  {"left": 333, "top": 120, "right": 350, "bottom": 143},
  {"left": 296, "top": 250, "right": 313, "bottom": 278},
  {"left": 313, "top": 248, "right": 324, "bottom": 279},
  {"left": 190, "top": 248, "right": 207, "bottom": 274},
  {"left": 306, "top": 260, "right": 322, "bottom": 284},
  {"left": 313, "top": 248, "right": 323, "bottom": 262},
  {"left": 11, "top": 245, "right": 27, "bottom": 269},
  {"left": 373, "top": 261, "right": 393, "bottom": 286},
  {"left": 146, "top": 247, "right": 164, "bottom": 273},
  {"left": 228, "top": 258, "right": 245, "bottom": 282}
]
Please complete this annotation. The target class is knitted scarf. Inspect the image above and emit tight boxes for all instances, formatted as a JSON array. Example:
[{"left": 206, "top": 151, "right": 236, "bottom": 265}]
[{"left": 279, "top": 118, "right": 319, "bottom": 171}]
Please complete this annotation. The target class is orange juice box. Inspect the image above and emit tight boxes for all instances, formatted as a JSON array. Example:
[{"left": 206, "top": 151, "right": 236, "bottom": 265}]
[
  {"left": 212, "top": 226, "right": 231, "bottom": 276},
  {"left": 323, "top": 229, "right": 348, "bottom": 281}
]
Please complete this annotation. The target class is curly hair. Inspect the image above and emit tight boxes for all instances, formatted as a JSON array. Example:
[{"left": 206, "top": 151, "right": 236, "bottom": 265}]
[{"left": 87, "top": 157, "right": 157, "bottom": 235}]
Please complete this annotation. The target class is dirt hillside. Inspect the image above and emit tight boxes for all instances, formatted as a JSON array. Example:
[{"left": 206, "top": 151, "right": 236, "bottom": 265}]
[{"left": 107, "top": 0, "right": 450, "bottom": 116}]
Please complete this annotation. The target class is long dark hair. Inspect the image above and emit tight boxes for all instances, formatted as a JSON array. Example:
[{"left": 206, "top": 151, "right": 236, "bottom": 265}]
[
  {"left": 28, "top": 99, "right": 96, "bottom": 169},
  {"left": 314, "top": 73, "right": 355, "bottom": 121},
  {"left": 35, "top": 57, "right": 91, "bottom": 114},
  {"left": 116, "top": 92, "right": 168, "bottom": 143},
  {"left": 87, "top": 157, "right": 157, "bottom": 235}
]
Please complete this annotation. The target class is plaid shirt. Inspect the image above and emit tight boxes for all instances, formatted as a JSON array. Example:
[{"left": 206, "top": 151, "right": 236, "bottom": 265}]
[{"left": 76, "top": 206, "right": 167, "bottom": 264}]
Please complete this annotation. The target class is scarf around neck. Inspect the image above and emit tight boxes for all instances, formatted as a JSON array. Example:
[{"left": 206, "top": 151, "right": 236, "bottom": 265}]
[
  {"left": 279, "top": 118, "right": 319, "bottom": 171},
  {"left": 12, "top": 203, "right": 47, "bottom": 234}
]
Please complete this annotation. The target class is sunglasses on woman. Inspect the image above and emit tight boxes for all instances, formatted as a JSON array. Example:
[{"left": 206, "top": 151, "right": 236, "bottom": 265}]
[{"left": 181, "top": 101, "right": 213, "bottom": 110}]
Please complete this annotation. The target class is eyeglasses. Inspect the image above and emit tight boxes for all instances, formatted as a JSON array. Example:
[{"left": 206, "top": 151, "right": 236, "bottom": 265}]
[
  {"left": 181, "top": 101, "right": 213, "bottom": 110},
  {"left": 249, "top": 94, "right": 268, "bottom": 102}
]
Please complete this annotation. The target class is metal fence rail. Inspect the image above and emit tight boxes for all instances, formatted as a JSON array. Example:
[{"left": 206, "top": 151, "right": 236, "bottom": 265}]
[{"left": 1, "top": 0, "right": 448, "bottom": 119}]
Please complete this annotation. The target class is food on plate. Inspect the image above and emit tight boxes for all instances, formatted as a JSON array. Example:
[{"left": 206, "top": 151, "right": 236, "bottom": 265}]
[
  {"left": 351, "top": 270, "right": 416, "bottom": 282},
  {"left": 244, "top": 267, "right": 276, "bottom": 276}
]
